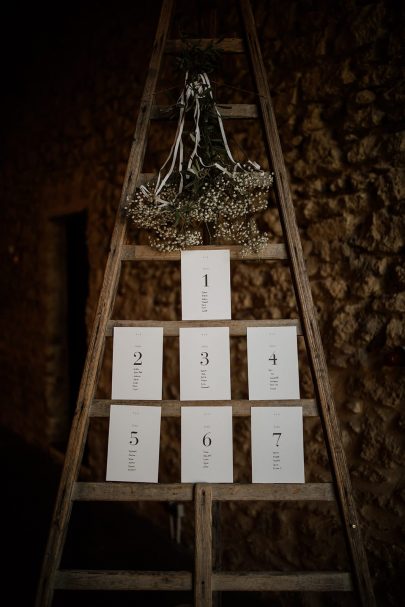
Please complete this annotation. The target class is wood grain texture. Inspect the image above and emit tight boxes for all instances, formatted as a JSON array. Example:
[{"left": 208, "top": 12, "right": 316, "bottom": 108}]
[
  {"left": 151, "top": 103, "right": 258, "bottom": 119},
  {"left": 239, "top": 1, "right": 375, "bottom": 605},
  {"left": 90, "top": 398, "right": 318, "bottom": 417},
  {"left": 55, "top": 569, "right": 352, "bottom": 592},
  {"left": 121, "top": 243, "right": 287, "bottom": 260},
  {"left": 55, "top": 570, "right": 192, "bottom": 590},
  {"left": 72, "top": 482, "right": 335, "bottom": 502},
  {"left": 212, "top": 571, "right": 353, "bottom": 592},
  {"left": 165, "top": 38, "right": 244, "bottom": 53},
  {"left": 195, "top": 485, "right": 213, "bottom": 607},
  {"left": 106, "top": 318, "right": 302, "bottom": 336},
  {"left": 35, "top": 2, "right": 174, "bottom": 606}
]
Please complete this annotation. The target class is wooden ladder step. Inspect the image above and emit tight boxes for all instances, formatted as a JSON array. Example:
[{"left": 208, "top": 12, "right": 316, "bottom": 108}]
[
  {"left": 72, "top": 483, "right": 335, "bottom": 502},
  {"left": 55, "top": 569, "right": 353, "bottom": 592},
  {"left": 137, "top": 172, "right": 272, "bottom": 185},
  {"left": 90, "top": 398, "right": 318, "bottom": 417},
  {"left": 55, "top": 570, "right": 191, "bottom": 591},
  {"left": 106, "top": 319, "right": 302, "bottom": 337},
  {"left": 214, "top": 571, "right": 354, "bottom": 592},
  {"left": 121, "top": 243, "right": 287, "bottom": 261},
  {"left": 151, "top": 104, "right": 258, "bottom": 119},
  {"left": 165, "top": 38, "right": 244, "bottom": 53}
]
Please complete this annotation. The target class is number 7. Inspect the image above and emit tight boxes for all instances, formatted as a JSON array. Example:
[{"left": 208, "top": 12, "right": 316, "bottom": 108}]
[{"left": 273, "top": 432, "right": 281, "bottom": 447}]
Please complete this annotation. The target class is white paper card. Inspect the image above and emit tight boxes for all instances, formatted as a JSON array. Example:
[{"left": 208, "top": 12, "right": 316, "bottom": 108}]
[
  {"left": 181, "top": 406, "right": 233, "bottom": 482},
  {"left": 112, "top": 327, "right": 163, "bottom": 400},
  {"left": 181, "top": 250, "right": 231, "bottom": 320},
  {"left": 247, "top": 326, "right": 300, "bottom": 400},
  {"left": 251, "top": 407, "right": 305, "bottom": 483},
  {"left": 106, "top": 405, "right": 161, "bottom": 482},
  {"left": 180, "top": 327, "right": 231, "bottom": 400}
]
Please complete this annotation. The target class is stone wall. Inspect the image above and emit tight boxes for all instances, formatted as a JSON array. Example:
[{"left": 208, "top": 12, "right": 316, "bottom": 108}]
[{"left": 0, "top": 0, "right": 403, "bottom": 604}]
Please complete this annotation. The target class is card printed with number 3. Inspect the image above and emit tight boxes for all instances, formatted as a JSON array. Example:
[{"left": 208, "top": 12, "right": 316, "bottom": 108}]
[{"left": 179, "top": 327, "right": 231, "bottom": 400}]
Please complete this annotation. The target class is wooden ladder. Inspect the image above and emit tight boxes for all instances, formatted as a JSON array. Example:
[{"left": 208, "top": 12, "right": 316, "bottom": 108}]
[{"left": 36, "top": 1, "right": 376, "bottom": 605}]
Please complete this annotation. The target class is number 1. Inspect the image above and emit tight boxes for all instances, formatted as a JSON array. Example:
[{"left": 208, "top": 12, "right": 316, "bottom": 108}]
[{"left": 203, "top": 274, "right": 208, "bottom": 288}]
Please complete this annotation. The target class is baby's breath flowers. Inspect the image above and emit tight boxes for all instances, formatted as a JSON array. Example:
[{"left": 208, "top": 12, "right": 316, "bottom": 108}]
[{"left": 123, "top": 59, "right": 273, "bottom": 252}]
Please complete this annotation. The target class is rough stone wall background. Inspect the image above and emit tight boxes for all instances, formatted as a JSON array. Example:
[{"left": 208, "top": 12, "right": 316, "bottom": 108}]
[{"left": 0, "top": 1, "right": 403, "bottom": 605}]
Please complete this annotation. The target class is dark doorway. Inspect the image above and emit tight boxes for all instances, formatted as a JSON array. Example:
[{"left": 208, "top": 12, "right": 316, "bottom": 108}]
[{"left": 64, "top": 210, "right": 89, "bottom": 420}]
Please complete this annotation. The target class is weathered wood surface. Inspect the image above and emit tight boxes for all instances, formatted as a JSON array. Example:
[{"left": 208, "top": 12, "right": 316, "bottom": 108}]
[
  {"left": 35, "top": 2, "right": 175, "bottom": 606},
  {"left": 72, "top": 482, "right": 335, "bottom": 502},
  {"left": 90, "top": 398, "right": 318, "bottom": 417},
  {"left": 212, "top": 571, "right": 353, "bottom": 592},
  {"left": 121, "top": 243, "right": 287, "bottom": 260},
  {"left": 240, "top": 1, "right": 376, "bottom": 605},
  {"left": 165, "top": 38, "right": 244, "bottom": 53},
  {"left": 55, "top": 569, "right": 352, "bottom": 592},
  {"left": 195, "top": 485, "right": 213, "bottom": 607},
  {"left": 151, "top": 103, "right": 258, "bottom": 119},
  {"left": 106, "top": 318, "right": 302, "bottom": 336},
  {"left": 55, "top": 570, "right": 192, "bottom": 590}
]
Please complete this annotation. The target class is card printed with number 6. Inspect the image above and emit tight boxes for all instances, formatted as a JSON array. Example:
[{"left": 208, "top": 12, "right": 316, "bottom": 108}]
[{"left": 181, "top": 406, "right": 233, "bottom": 483}]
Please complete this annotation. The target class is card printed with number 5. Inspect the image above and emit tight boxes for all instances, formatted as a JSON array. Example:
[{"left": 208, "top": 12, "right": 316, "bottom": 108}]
[
  {"left": 181, "top": 250, "right": 231, "bottom": 320},
  {"left": 179, "top": 327, "right": 231, "bottom": 400},
  {"left": 111, "top": 327, "right": 163, "bottom": 400},
  {"left": 181, "top": 406, "right": 233, "bottom": 483},
  {"left": 106, "top": 405, "right": 161, "bottom": 482}
]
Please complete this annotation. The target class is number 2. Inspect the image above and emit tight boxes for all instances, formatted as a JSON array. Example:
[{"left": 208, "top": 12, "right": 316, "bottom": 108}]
[{"left": 134, "top": 352, "right": 143, "bottom": 365}]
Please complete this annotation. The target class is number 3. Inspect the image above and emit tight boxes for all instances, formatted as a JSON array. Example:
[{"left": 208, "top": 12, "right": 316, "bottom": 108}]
[{"left": 200, "top": 352, "right": 209, "bottom": 366}]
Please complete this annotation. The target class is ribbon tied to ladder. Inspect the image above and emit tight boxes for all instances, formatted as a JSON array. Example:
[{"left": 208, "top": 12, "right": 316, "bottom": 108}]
[{"left": 141, "top": 72, "right": 262, "bottom": 208}]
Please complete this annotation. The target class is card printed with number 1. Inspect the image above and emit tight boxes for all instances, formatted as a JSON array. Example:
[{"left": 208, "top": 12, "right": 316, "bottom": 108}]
[{"left": 181, "top": 250, "right": 231, "bottom": 320}]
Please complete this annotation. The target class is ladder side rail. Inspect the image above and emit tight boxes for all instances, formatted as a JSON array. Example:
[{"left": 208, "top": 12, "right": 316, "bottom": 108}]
[
  {"left": 35, "top": 2, "right": 174, "bottom": 605},
  {"left": 239, "top": 1, "right": 375, "bottom": 605}
]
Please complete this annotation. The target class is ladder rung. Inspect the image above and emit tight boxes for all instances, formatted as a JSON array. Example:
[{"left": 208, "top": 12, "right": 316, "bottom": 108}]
[
  {"left": 165, "top": 38, "right": 244, "bottom": 54},
  {"left": 121, "top": 244, "right": 287, "bottom": 261},
  {"left": 213, "top": 571, "right": 354, "bottom": 592},
  {"left": 91, "top": 399, "right": 318, "bottom": 417},
  {"left": 106, "top": 319, "right": 301, "bottom": 337},
  {"left": 55, "top": 569, "right": 353, "bottom": 592},
  {"left": 72, "top": 483, "right": 335, "bottom": 502},
  {"left": 137, "top": 171, "right": 272, "bottom": 186},
  {"left": 55, "top": 570, "right": 191, "bottom": 591},
  {"left": 151, "top": 103, "right": 258, "bottom": 119}
]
